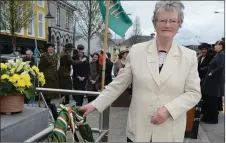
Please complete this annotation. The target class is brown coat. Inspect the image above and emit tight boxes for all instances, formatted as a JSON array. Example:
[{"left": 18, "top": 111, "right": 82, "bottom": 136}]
[
  {"left": 86, "top": 62, "right": 101, "bottom": 91},
  {"left": 58, "top": 51, "right": 73, "bottom": 89},
  {"left": 38, "top": 52, "right": 58, "bottom": 97},
  {"left": 114, "top": 59, "right": 125, "bottom": 77}
]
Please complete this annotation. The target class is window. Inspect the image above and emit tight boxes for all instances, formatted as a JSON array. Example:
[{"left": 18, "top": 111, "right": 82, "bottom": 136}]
[
  {"left": 27, "top": 19, "right": 34, "bottom": 36},
  {"left": 0, "top": 2, "right": 7, "bottom": 32},
  {"left": 65, "top": 12, "right": 69, "bottom": 28},
  {"left": 17, "top": 6, "right": 24, "bottom": 35},
  {"left": 56, "top": 6, "right": 60, "bottom": 26},
  {"left": 37, "top": 1, "right": 44, "bottom": 7},
  {"left": 38, "top": 13, "right": 45, "bottom": 38}
]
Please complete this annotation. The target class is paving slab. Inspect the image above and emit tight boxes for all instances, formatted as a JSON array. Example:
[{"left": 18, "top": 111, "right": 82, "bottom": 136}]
[
  {"left": 35, "top": 97, "right": 222, "bottom": 142},
  {"left": 200, "top": 112, "right": 225, "bottom": 143},
  {"left": 1, "top": 106, "right": 49, "bottom": 142}
]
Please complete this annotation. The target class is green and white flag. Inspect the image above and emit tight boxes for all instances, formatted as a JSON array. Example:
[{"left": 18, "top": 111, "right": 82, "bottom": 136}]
[{"left": 98, "top": 0, "right": 133, "bottom": 37}]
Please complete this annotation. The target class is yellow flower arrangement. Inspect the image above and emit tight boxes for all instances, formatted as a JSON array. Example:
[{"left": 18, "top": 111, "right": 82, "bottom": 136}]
[
  {"left": 0, "top": 63, "right": 7, "bottom": 69},
  {"left": 0, "top": 58, "right": 46, "bottom": 99}
]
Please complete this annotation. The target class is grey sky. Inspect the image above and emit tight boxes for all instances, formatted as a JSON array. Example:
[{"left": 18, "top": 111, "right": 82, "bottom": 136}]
[{"left": 112, "top": 1, "right": 224, "bottom": 45}]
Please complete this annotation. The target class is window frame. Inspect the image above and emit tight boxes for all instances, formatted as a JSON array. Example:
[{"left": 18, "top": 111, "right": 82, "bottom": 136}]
[
  {"left": 37, "top": 1, "right": 44, "bottom": 8},
  {"left": 56, "top": 6, "right": 60, "bottom": 26},
  {"left": 17, "top": 6, "right": 24, "bottom": 35},
  {"left": 27, "top": 18, "right": 34, "bottom": 37},
  {"left": 37, "top": 12, "right": 45, "bottom": 39},
  {"left": 65, "top": 12, "right": 69, "bottom": 29}
]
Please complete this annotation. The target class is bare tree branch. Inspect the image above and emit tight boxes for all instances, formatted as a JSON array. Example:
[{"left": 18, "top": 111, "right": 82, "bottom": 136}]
[
  {"left": 73, "top": 0, "right": 104, "bottom": 57},
  {"left": 129, "top": 16, "right": 142, "bottom": 46},
  {"left": 0, "top": 0, "right": 33, "bottom": 52}
]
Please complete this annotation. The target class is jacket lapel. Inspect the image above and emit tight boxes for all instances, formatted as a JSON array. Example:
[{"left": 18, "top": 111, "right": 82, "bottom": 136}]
[
  {"left": 146, "top": 39, "right": 160, "bottom": 87},
  {"left": 159, "top": 40, "right": 179, "bottom": 86}
]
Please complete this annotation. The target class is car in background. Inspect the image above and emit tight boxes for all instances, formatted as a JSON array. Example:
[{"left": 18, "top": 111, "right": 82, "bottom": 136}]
[{"left": 0, "top": 53, "right": 24, "bottom": 63}]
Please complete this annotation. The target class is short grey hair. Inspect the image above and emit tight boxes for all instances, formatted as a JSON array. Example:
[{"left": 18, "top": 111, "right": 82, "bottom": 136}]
[
  {"left": 26, "top": 49, "right": 33, "bottom": 55},
  {"left": 152, "top": 1, "right": 185, "bottom": 27}
]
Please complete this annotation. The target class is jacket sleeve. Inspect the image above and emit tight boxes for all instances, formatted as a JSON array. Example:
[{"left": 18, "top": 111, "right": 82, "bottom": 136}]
[
  {"left": 84, "top": 63, "right": 90, "bottom": 80},
  {"left": 210, "top": 53, "right": 225, "bottom": 76},
  {"left": 113, "top": 61, "right": 119, "bottom": 77},
  {"left": 38, "top": 55, "right": 47, "bottom": 72},
  {"left": 164, "top": 52, "right": 201, "bottom": 120},
  {"left": 91, "top": 54, "right": 133, "bottom": 113}
]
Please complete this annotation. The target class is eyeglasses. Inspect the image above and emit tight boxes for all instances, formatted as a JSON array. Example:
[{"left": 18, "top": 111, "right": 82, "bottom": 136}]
[{"left": 156, "top": 19, "right": 179, "bottom": 25}]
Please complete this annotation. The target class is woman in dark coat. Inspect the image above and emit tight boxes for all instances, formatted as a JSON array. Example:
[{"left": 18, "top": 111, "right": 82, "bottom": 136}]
[
  {"left": 39, "top": 42, "right": 58, "bottom": 106},
  {"left": 197, "top": 43, "right": 214, "bottom": 113},
  {"left": 201, "top": 40, "right": 225, "bottom": 124},
  {"left": 86, "top": 53, "right": 101, "bottom": 103}
]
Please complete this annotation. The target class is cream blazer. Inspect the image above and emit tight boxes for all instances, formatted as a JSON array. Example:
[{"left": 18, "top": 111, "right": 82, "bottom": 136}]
[{"left": 92, "top": 39, "right": 201, "bottom": 142}]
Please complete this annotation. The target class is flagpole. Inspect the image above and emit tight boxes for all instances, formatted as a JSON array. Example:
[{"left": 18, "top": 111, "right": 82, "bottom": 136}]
[
  {"left": 32, "top": 0, "right": 38, "bottom": 66},
  {"left": 101, "top": 1, "right": 110, "bottom": 91}
]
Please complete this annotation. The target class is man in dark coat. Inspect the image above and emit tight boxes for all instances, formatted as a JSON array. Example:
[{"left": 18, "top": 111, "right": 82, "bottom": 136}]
[
  {"left": 105, "top": 52, "right": 113, "bottom": 85},
  {"left": 23, "top": 49, "right": 35, "bottom": 67},
  {"left": 23, "top": 49, "right": 36, "bottom": 104},
  {"left": 72, "top": 44, "right": 89, "bottom": 106},
  {"left": 38, "top": 42, "right": 58, "bottom": 106}
]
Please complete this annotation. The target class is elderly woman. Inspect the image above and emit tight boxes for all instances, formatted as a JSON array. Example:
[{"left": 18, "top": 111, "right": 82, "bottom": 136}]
[{"left": 80, "top": 1, "right": 201, "bottom": 142}]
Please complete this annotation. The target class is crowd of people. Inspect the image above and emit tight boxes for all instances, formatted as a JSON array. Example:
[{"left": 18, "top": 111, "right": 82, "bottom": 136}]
[
  {"left": 198, "top": 40, "right": 225, "bottom": 124},
  {"left": 22, "top": 42, "right": 132, "bottom": 109}
]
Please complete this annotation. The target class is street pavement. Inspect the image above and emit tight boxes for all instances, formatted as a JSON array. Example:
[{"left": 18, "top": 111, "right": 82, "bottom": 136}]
[{"left": 35, "top": 97, "right": 224, "bottom": 142}]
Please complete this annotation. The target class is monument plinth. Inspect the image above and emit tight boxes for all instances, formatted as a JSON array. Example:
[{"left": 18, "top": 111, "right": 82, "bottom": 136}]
[{"left": 1, "top": 106, "right": 49, "bottom": 142}]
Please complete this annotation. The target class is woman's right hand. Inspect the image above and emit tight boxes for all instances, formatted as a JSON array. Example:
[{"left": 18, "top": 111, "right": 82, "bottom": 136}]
[{"left": 79, "top": 103, "right": 96, "bottom": 117}]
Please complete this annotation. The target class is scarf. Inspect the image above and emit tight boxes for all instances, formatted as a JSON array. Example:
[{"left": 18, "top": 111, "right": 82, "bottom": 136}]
[{"left": 47, "top": 104, "right": 94, "bottom": 142}]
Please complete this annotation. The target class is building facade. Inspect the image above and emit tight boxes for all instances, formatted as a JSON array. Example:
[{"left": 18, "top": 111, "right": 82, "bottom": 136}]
[
  {"left": 0, "top": 1, "right": 48, "bottom": 54},
  {"left": 48, "top": 1, "right": 76, "bottom": 53}
]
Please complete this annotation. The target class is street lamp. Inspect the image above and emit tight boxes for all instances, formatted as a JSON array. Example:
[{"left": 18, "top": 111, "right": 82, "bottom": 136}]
[
  {"left": 214, "top": 11, "right": 224, "bottom": 38},
  {"left": 214, "top": 11, "right": 224, "bottom": 14},
  {"left": 45, "top": 0, "right": 54, "bottom": 42}
]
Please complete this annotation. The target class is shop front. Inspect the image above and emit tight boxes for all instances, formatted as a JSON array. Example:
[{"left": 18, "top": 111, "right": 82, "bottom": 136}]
[{"left": 0, "top": 34, "right": 47, "bottom": 54}]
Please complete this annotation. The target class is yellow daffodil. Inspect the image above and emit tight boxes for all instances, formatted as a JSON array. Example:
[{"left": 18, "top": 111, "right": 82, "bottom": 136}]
[
  {"left": 10, "top": 68, "right": 16, "bottom": 74},
  {"left": 0, "top": 63, "right": 7, "bottom": 69},
  {"left": 1, "top": 74, "right": 9, "bottom": 80},
  {"left": 9, "top": 74, "right": 20, "bottom": 83},
  {"left": 16, "top": 79, "right": 26, "bottom": 87},
  {"left": 32, "top": 65, "right": 39, "bottom": 73},
  {"left": 1, "top": 58, "right": 45, "bottom": 98},
  {"left": 20, "top": 74, "right": 32, "bottom": 87}
]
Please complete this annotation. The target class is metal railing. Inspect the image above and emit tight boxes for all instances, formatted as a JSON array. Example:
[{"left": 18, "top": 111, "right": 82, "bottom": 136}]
[{"left": 25, "top": 88, "right": 110, "bottom": 142}]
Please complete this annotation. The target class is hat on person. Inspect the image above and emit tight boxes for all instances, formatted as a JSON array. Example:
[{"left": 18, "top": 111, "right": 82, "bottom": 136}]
[
  {"left": 46, "top": 42, "right": 55, "bottom": 48},
  {"left": 65, "top": 43, "right": 75, "bottom": 50},
  {"left": 77, "top": 44, "right": 85, "bottom": 50},
  {"left": 119, "top": 46, "right": 130, "bottom": 55},
  {"left": 198, "top": 43, "right": 211, "bottom": 50}
]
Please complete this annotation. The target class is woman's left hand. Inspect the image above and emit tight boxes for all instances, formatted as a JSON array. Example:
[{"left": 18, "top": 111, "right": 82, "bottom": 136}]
[{"left": 151, "top": 106, "right": 170, "bottom": 125}]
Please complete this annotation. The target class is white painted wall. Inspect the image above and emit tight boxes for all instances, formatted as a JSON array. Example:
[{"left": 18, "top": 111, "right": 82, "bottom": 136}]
[{"left": 74, "top": 35, "right": 102, "bottom": 55}]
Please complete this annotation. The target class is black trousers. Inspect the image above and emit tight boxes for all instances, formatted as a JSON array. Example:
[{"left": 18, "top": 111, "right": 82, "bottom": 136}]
[
  {"left": 61, "top": 94, "right": 70, "bottom": 105},
  {"left": 73, "top": 80, "right": 86, "bottom": 106},
  {"left": 45, "top": 97, "right": 51, "bottom": 106},
  {"left": 202, "top": 96, "right": 219, "bottom": 123},
  {"left": 87, "top": 85, "right": 97, "bottom": 103},
  {"left": 127, "top": 138, "right": 152, "bottom": 142},
  {"left": 218, "top": 97, "right": 223, "bottom": 111},
  {"left": 127, "top": 138, "right": 133, "bottom": 142}
]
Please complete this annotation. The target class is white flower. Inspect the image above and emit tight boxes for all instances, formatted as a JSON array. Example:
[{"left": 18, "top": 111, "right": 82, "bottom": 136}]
[
  {"left": 8, "top": 59, "right": 16, "bottom": 67},
  {"left": 21, "top": 71, "right": 29, "bottom": 75}
]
